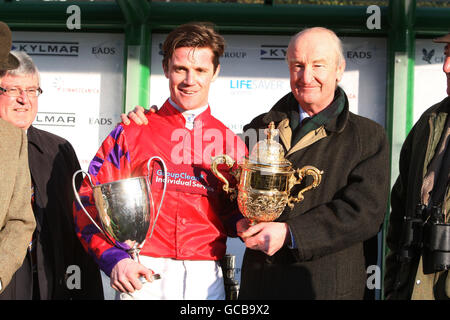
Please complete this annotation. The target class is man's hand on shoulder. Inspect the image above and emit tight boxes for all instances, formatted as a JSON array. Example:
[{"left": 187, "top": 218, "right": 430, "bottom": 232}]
[{"left": 120, "top": 105, "right": 157, "bottom": 126}]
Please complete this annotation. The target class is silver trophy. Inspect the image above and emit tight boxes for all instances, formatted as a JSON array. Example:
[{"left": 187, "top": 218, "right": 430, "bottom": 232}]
[{"left": 73, "top": 156, "right": 167, "bottom": 282}]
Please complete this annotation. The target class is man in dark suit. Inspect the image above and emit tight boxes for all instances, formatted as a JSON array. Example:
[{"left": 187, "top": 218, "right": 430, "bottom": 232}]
[
  {"left": 0, "top": 50, "right": 103, "bottom": 299},
  {"left": 236, "top": 27, "right": 390, "bottom": 300}
]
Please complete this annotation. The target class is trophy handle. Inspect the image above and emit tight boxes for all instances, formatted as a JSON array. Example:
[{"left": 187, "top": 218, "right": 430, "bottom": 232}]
[
  {"left": 72, "top": 170, "right": 116, "bottom": 246},
  {"left": 287, "top": 166, "right": 323, "bottom": 208},
  {"left": 211, "top": 154, "right": 239, "bottom": 199},
  {"left": 143, "top": 156, "right": 168, "bottom": 245}
]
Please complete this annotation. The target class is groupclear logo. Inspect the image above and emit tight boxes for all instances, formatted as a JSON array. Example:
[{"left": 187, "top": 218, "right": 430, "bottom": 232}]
[
  {"left": 155, "top": 169, "right": 212, "bottom": 191},
  {"left": 12, "top": 41, "right": 79, "bottom": 57}
]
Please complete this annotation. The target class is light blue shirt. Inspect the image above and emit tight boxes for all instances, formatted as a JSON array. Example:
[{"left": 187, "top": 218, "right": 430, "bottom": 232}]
[{"left": 299, "top": 104, "right": 311, "bottom": 124}]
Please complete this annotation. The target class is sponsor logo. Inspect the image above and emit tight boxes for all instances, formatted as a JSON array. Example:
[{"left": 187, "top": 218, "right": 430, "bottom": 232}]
[
  {"left": 12, "top": 41, "right": 79, "bottom": 57},
  {"left": 92, "top": 46, "right": 116, "bottom": 55},
  {"left": 52, "top": 77, "right": 100, "bottom": 95},
  {"left": 89, "top": 117, "right": 113, "bottom": 126},
  {"left": 223, "top": 51, "right": 247, "bottom": 59},
  {"left": 91, "top": 40, "right": 119, "bottom": 59},
  {"left": 34, "top": 112, "right": 76, "bottom": 127},
  {"left": 422, "top": 48, "right": 435, "bottom": 64},
  {"left": 155, "top": 170, "right": 213, "bottom": 191},
  {"left": 346, "top": 50, "right": 373, "bottom": 59},
  {"left": 229, "top": 79, "right": 286, "bottom": 90},
  {"left": 260, "top": 45, "right": 287, "bottom": 60},
  {"left": 230, "top": 79, "right": 253, "bottom": 89},
  {"left": 421, "top": 48, "right": 445, "bottom": 64}
]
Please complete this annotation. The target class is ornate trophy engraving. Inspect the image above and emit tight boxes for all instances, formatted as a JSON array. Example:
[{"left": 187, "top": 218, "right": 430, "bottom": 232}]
[
  {"left": 73, "top": 156, "right": 167, "bottom": 281},
  {"left": 211, "top": 122, "right": 323, "bottom": 225}
]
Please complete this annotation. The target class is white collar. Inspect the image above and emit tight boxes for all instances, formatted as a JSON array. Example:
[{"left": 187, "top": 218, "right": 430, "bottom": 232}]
[
  {"left": 168, "top": 98, "right": 208, "bottom": 129},
  {"left": 169, "top": 98, "right": 208, "bottom": 118}
]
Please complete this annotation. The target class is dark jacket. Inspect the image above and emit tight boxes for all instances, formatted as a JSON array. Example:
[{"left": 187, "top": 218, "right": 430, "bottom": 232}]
[
  {"left": 238, "top": 88, "right": 390, "bottom": 300},
  {"left": 384, "top": 96, "right": 450, "bottom": 300},
  {"left": 0, "top": 126, "right": 103, "bottom": 300}
]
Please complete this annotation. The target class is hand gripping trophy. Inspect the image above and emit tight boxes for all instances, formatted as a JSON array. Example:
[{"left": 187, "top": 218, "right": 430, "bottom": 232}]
[
  {"left": 211, "top": 122, "right": 323, "bottom": 225},
  {"left": 73, "top": 156, "right": 167, "bottom": 281}
]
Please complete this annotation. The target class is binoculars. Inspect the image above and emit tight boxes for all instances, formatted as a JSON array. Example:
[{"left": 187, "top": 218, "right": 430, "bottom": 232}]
[{"left": 399, "top": 204, "right": 450, "bottom": 273}]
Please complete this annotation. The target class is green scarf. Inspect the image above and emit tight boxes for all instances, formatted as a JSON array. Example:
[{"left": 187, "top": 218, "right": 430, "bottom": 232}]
[{"left": 290, "top": 87, "right": 345, "bottom": 146}]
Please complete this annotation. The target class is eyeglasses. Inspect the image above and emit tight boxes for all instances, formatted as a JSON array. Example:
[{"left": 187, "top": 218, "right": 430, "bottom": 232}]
[{"left": 0, "top": 87, "right": 43, "bottom": 98}]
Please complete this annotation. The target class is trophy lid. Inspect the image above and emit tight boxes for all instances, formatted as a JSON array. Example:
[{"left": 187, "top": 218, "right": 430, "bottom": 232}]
[{"left": 248, "top": 122, "right": 291, "bottom": 167}]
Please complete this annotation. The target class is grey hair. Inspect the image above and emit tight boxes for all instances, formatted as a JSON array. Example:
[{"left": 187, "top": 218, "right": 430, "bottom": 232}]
[
  {"left": 0, "top": 51, "right": 40, "bottom": 84},
  {"left": 287, "top": 27, "right": 345, "bottom": 68}
]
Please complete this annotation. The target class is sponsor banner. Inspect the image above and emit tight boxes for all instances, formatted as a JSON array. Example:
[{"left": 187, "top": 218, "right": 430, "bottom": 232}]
[
  {"left": 414, "top": 39, "right": 448, "bottom": 124},
  {"left": 150, "top": 34, "right": 387, "bottom": 135},
  {"left": 11, "top": 31, "right": 125, "bottom": 170}
]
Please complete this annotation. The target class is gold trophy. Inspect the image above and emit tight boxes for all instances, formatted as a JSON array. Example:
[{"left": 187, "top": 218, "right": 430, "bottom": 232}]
[{"left": 211, "top": 122, "right": 323, "bottom": 225}]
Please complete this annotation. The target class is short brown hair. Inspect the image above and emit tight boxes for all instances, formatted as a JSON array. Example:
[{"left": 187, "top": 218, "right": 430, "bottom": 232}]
[{"left": 162, "top": 22, "right": 225, "bottom": 73}]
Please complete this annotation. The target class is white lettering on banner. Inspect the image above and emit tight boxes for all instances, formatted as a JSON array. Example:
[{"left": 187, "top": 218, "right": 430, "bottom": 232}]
[
  {"left": 155, "top": 174, "right": 214, "bottom": 192},
  {"left": 156, "top": 170, "right": 204, "bottom": 182},
  {"left": 66, "top": 5, "right": 81, "bottom": 30},
  {"left": 366, "top": 5, "right": 381, "bottom": 30}
]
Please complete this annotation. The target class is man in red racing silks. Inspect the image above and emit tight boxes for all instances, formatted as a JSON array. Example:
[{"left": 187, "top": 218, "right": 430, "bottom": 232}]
[{"left": 73, "top": 22, "right": 247, "bottom": 300}]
